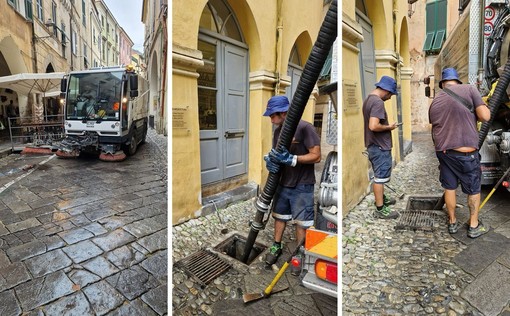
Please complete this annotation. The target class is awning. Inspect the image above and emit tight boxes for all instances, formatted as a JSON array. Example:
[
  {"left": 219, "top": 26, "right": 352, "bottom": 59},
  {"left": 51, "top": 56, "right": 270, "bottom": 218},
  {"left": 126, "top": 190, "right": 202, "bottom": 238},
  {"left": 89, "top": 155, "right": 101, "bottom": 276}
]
[{"left": 0, "top": 72, "right": 65, "bottom": 97}]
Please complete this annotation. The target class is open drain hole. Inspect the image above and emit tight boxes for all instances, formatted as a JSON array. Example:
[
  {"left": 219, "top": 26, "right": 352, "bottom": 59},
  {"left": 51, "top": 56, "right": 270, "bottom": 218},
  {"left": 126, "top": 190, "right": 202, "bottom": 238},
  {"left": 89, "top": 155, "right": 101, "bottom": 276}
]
[{"left": 214, "top": 234, "right": 267, "bottom": 265}]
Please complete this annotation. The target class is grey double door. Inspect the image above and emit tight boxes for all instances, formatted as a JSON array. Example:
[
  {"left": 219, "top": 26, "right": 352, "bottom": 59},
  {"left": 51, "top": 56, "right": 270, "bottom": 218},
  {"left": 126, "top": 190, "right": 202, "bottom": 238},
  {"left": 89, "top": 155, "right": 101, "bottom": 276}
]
[{"left": 198, "top": 34, "right": 249, "bottom": 185}]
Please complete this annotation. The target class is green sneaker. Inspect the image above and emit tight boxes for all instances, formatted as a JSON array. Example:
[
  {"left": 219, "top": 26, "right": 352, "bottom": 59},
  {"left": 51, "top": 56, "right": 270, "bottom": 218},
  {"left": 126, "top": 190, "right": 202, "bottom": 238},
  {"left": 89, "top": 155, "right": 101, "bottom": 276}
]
[
  {"left": 468, "top": 220, "right": 489, "bottom": 238},
  {"left": 383, "top": 194, "right": 397, "bottom": 206},
  {"left": 374, "top": 204, "right": 399, "bottom": 219},
  {"left": 265, "top": 243, "right": 282, "bottom": 265}
]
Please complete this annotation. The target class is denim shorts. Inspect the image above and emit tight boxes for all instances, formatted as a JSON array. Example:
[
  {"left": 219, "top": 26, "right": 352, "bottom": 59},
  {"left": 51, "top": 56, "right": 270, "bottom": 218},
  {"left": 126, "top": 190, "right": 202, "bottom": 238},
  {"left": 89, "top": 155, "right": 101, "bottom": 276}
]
[
  {"left": 367, "top": 145, "right": 392, "bottom": 183},
  {"left": 272, "top": 184, "right": 314, "bottom": 228},
  {"left": 436, "top": 150, "right": 481, "bottom": 195}
]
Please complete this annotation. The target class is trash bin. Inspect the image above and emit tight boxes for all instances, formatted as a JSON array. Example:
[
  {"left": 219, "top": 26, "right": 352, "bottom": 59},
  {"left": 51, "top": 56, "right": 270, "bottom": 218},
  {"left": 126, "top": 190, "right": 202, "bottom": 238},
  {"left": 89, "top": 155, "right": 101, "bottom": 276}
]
[{"left": 149, "top": 115, "right": 154, "bottom": 129}]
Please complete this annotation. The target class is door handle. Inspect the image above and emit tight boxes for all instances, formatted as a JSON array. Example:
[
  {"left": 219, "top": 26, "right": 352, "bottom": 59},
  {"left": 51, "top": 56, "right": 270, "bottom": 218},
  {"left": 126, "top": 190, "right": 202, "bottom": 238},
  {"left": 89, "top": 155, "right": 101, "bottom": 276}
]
[{"left": 224, "top": 131, "right": 245, "bottom": 138}]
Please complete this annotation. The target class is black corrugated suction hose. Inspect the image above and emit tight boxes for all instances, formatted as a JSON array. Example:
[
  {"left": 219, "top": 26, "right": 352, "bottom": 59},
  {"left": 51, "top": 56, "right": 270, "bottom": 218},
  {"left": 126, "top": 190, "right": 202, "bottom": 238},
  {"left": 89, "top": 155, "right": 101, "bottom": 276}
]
[
  {"left": 479, "top": 59, "right": 510, "bottom": 148},
  {"left": 241, "top": 0, "right": 337, "bottom": 263}
]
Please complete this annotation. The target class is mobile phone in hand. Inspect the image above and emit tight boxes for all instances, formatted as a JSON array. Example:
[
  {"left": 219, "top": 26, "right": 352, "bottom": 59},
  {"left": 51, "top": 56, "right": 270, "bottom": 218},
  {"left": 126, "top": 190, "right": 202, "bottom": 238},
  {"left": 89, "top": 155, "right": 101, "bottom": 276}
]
[{"left": 395, "top": 122, "right": 403, "bottom": 126}]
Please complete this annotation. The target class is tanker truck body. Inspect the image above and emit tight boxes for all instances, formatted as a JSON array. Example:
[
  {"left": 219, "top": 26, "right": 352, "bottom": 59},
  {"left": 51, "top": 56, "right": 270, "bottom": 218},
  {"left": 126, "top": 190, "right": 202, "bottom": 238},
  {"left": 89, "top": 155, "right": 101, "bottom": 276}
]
[
  {"left": 57, "top": 66, "right": 149, "bottom": 161},
  {"left": 433, "top": 1, "right": 510, "bottom": 190}
]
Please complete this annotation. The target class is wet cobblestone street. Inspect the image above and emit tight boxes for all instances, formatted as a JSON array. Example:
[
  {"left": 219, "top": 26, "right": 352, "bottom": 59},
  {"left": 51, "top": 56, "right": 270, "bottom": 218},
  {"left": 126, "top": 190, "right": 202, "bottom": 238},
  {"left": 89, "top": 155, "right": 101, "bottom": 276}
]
[{"left": 0, "top": 129, "right": 167, "bottom": 315}]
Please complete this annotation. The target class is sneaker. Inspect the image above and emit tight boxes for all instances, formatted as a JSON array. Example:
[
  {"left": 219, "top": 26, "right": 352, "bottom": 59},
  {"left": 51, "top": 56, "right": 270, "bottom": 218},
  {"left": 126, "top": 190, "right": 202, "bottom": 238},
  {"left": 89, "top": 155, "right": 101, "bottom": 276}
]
[
  {"left": 383, "top": 194, "right": 397, "bottom": 206},
  {"left": 467, "top": 220, "right": 489, "bottom": 238},
  {"left": 265, "top": 243, "right": 282, "bottom": 265},
  {"left": 374, "top": 204, "right": 399, "bottom": 219},
  {"left": 448, "top": 220, "right": 460, "bottom": 234}
]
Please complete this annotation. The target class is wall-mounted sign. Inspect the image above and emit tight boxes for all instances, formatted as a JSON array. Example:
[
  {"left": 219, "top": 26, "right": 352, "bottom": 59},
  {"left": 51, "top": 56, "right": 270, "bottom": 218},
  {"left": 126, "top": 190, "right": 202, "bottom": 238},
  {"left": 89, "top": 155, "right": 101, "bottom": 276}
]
[{"left": 342, "top": 80, "right": 359, "bottom": 113}]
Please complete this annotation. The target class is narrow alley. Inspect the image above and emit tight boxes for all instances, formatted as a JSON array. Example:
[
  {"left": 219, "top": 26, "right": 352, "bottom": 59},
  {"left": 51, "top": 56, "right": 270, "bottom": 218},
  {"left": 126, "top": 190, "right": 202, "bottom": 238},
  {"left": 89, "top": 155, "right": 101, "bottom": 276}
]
[{"left": 343, "top": 133, "right": 510, "bottom": 315}]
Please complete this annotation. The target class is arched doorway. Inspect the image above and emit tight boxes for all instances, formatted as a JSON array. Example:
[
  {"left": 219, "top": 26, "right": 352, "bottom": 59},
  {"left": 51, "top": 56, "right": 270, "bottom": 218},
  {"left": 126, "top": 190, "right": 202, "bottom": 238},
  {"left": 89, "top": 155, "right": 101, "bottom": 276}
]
[
  {"left": 356, "top": 0, "right": 377, "bottom": 100},
  {"left": 285, "top": 44, "right": 303, "bottom": 100},
  {"left": 197, "top": 0, "right": 249, "bottom": 185}
]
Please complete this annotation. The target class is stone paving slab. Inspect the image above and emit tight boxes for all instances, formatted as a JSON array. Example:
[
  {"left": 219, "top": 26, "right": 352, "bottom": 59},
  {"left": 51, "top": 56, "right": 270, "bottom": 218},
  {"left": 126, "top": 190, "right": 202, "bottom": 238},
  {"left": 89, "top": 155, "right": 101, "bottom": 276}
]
[
  {"left": 0, "top": 289, "right": 21, "bottom": 316},
  {"left": 24, "top": 249, "right": 72, "bottom": 278},
  {"left": 15, "top": 270, "right": 75, "bottom": 311},
  {"left": 82, "top": 256, "right": 119, "bottom": 279},
  {"left": 106, "top": 265, "right": 159, "bottom": 300},
  {"left": 141, "top": 283, "right": 168, "bottom": 315},
  {"left": 42, "top": 292, "right": 94, "bottom": 315},
  {"left": 6, "top": 217, "right": 40, "bottom": 233},
  {"left": 136, "top": 228, "right": 167, "bottom": 253},
  {"left": 140, "top": 249, "right": 167, "bottom": 281},
  {"left": 210, "top": 297, "right": 276, "bottom": 316},
  {"left": 270, "top": 294, "right": 324, "bottom": 315},
  {"left": 453, "top": 231, "right": 510, "bottom": 277},
  {"left": 461, "top": 262, "right": 510, "bottom": 316},
  {"left": 5, "top": 240, "right": 46, "bottom": 262},
  {"left": 67, "top": 269, "right": 101, "bottom": 289},
  {"left": 92, "top": 228, "right": 135, "bottom": 252},
  {"left": 62, "top": 240, "right": 104, "bottom": 264},
  {"left": 82, "top": 280, "right": 124, "bottom": 316},
  {"left": 58, "top": 227, "right": 95, "bottom": 245},
  {"left": 312, "top": 292, "right": 338, "bottom": 315},
  {"left": 0, "top": 262, "right": 30, "bottom": 291},
  {"left": 109, "top": 298, "right": 158, "bottom": 316}
]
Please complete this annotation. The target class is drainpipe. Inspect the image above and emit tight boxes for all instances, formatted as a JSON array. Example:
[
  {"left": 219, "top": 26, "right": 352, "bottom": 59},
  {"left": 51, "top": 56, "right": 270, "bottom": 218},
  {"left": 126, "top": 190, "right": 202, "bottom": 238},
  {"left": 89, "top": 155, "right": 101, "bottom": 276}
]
[
  {"left": 393, "top": 0, "right": 404, "bottom": 160},
  {"left": 274, "top": 0, "right": 283, "bottom": 94},
  {"left": 241, "top": 0, "right": 338, "bottom": 263},
  {"left": 159, "top": 5, "right": 168, "bottom": 134},
  {"left": 31, "top": 21, "right": 39, "bottom": 72}
]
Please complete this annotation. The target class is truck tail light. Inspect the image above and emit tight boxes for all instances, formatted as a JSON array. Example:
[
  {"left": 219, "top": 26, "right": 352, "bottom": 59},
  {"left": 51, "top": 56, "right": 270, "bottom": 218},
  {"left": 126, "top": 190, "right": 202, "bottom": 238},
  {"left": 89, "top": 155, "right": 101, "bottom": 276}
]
[
  {"left": 503, "top": 181, "right": 509, "bottom": 188},
  {"left": 315, "top": 259, "right": 337, "bottom": 284}
]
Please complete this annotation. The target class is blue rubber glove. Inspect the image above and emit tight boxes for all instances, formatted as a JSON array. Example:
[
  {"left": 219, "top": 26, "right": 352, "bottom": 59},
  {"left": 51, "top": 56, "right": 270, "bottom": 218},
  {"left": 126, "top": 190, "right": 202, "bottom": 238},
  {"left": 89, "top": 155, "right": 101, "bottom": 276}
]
[
  {"left": 264, "top": 155, "right": 280, "bottom": 173},
  {"left": 269, "top": 146, "right": 297, "bottom": 167}
]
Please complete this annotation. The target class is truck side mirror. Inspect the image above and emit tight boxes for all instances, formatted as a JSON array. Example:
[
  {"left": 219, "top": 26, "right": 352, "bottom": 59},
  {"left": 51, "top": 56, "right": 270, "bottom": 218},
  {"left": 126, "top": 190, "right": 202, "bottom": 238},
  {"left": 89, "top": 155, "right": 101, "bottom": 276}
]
[
  {"left": 425, "top": 86, "right": 431, "bottom": 98},
  {"left": 130, "top": 90, "right": 138, "bottom": 98},
  {"left": 129, "top": 75, "right": 138, "bottom": 91},
  {"left": 61, "top": 78, "right": 67, "bottom": 92}
]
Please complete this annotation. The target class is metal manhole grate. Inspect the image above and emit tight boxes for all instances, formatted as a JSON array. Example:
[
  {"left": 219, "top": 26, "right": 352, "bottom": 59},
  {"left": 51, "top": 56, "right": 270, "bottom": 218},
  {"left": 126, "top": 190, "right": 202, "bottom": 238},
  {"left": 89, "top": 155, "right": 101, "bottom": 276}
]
[
  {"left": 395, "top": 210, "right": 442, "bottom": 231},
  {"left": 174, "top": 249, "right": 232, "bottom": 287}
]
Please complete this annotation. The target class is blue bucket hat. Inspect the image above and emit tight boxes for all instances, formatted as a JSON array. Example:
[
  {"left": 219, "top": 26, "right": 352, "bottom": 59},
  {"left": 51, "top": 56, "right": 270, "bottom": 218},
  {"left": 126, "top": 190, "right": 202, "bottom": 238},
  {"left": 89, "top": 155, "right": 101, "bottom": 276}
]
[
  {"left": 263, "top": 95, "right": 290, "bottom": 116},
  {"left": 375, "top": 76, "right": 398, "bottom": 95},
  {"left": 439, "top": 67, "right": 462, "bottom": 89}
]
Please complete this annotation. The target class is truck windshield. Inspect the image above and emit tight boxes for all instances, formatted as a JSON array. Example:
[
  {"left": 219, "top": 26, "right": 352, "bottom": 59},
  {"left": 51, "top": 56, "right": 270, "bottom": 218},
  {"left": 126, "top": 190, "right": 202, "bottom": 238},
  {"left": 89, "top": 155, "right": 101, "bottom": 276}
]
[{"left": 65, "top": 71, "right": 125, "bottom": 121}]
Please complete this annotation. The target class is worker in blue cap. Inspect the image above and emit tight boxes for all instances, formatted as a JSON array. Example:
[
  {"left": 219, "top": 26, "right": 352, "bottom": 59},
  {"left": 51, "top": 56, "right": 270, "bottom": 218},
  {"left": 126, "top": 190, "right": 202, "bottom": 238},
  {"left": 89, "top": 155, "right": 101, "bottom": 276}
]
[
  {"left": 429, "top": 67, "right": 491, "bottom": 238},
  {"left": 262, "top": 95, "right": 321, "bottom": 265},
  {"left": 362, "top": 75, "right": 400, "bottom": 219}
]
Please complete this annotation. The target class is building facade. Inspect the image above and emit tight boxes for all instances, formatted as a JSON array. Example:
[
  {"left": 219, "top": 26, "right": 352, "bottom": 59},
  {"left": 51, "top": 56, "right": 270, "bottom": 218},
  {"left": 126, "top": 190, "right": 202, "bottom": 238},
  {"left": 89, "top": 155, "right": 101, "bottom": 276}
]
[
  {"left": 172, "top": 0, "right": 332, "bottom": 224},
  {"left": 142, "top": 0, "right": 168, "bottom": 136},
  {"left": 342, "top": 0, "right": 413, "bottom": 214}
]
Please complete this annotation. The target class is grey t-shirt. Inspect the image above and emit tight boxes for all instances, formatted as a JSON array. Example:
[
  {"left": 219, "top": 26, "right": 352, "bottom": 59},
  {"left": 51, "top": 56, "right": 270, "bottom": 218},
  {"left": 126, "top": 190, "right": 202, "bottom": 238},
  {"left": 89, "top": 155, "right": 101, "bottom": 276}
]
[
  {"left": 362, "top": 94, "right": 392, "bottom": 150},
  {"left": 429, "top": 84, "right": 485, "bottom": 151}
]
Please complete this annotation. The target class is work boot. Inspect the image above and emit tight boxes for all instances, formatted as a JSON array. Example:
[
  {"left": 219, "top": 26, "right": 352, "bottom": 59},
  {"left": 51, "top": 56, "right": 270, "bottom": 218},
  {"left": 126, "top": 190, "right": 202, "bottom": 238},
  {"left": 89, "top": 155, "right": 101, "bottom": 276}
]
[
  {"left": 467, "top": 220, "right": 489, "bottom": 238},
  {"left": 265, "top": 243, "right": 282, "bottom": 265},
  {"left": 447, "top": 220, "right": 461, "bottom": 234},
  {"left": 383, "top": 194, "right": 397, "bottom": 206},
  {"left": 374, "top": 204, "right": 399, "bottom": 219}
]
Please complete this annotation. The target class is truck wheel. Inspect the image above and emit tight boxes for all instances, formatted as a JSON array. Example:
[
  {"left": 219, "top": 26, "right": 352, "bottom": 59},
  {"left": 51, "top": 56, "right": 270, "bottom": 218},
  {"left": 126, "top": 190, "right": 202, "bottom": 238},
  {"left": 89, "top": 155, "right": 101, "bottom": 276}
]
[
  {"left": 140, "top": 123, "right": 148, "bottom": 144},
  {"left": 126, "top": 133, "right": 138, "bottom": 155}
]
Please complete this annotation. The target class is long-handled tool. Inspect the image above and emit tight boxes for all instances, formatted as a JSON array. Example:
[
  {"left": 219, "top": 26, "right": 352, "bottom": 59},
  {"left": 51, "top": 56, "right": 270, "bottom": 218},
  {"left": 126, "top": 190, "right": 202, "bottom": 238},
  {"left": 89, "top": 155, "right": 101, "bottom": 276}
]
[
  {"left": 243, "top": 240, "right": 304, "bottom": 303},
  {"left": 480, "top": 165, "right": 510, "bottom": 210}
]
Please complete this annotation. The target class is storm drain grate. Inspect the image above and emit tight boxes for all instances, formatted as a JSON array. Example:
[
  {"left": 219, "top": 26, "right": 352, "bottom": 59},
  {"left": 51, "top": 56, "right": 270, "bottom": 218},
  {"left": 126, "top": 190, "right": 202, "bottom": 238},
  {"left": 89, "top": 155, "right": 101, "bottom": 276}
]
[
  {"left": 174, "top": 249, "right": 232, "bottom": 288},
  {"left": 395, "top": 210, "right": 442, "bottom": 231}
]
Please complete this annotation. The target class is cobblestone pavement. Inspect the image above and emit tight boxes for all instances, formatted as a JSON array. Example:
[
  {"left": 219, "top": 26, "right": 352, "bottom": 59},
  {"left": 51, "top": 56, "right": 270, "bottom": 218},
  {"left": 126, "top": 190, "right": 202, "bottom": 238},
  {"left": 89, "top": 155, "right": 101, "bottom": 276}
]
[
  {"left": 0, "top": 128, "right": 167, "bottom": 315},
  {"left": 172, "top": 195, "right": 337, "bottom": 315},
  {"left": 343, "top": 133, "right": 510, "bottom": 316}
]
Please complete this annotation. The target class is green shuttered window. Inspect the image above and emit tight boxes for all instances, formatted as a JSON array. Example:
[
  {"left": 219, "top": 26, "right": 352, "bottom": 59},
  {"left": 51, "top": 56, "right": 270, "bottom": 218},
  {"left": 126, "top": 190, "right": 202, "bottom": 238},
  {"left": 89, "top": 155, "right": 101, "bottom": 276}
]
[{"left": 423, "top": 0, "right": 447, "bottom": 54}]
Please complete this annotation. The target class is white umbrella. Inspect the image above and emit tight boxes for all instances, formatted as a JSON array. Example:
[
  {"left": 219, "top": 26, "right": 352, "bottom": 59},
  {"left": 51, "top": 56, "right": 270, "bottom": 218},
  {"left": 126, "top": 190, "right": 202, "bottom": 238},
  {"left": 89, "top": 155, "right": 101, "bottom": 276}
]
[{"left": 0, "top": 72, "right": 65, "bottom": 96}]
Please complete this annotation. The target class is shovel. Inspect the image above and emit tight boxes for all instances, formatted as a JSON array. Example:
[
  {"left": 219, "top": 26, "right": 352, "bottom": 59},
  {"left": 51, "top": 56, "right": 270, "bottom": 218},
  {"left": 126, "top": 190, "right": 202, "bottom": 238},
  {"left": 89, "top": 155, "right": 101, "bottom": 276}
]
[{"left": 243, "top": 240, "right": 304, "bottom": 303}]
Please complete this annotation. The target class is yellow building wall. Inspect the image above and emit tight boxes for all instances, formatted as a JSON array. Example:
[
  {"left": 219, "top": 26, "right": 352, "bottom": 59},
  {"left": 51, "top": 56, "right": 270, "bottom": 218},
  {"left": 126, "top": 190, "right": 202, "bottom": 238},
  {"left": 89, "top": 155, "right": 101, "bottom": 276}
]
[
  {"left": 172, "top": 0, "right": 328, "bottom": 224},
  {"left": 342, "top": 0, "right": 411, "bottom": 215}
]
